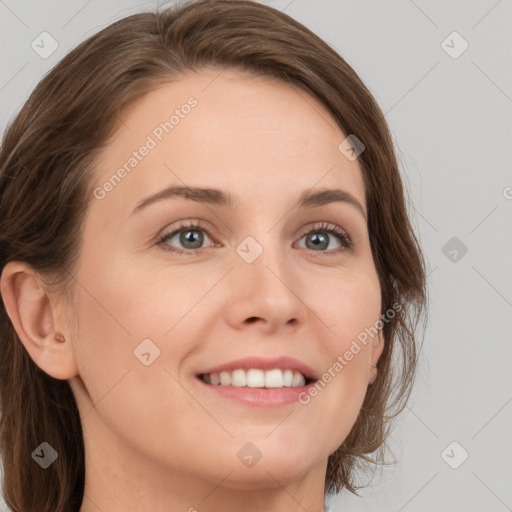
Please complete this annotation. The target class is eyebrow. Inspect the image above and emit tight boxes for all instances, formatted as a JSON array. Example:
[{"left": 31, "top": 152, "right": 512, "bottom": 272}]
[{"left": 131, "top": 185, "right": 367, "bottom": 219}]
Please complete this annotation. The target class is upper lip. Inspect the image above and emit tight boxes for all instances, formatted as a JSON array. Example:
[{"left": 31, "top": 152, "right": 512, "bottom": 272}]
[{"left": 196, "top": 356, "right": 318, "bottom": 381}]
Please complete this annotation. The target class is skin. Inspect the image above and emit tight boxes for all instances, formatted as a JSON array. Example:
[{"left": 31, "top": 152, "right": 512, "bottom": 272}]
[{"left": 1, "top": 68, "right": 384, "bottom": 512}]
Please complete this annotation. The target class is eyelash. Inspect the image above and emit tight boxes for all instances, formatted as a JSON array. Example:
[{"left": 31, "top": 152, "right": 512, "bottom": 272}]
[{"left": 156, "top": 220, "right": 353, "bottom": 256}]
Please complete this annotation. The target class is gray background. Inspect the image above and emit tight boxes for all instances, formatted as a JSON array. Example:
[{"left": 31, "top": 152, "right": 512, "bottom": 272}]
[{"left": 1, "top": 0, "right": 511, "bottom": 510}]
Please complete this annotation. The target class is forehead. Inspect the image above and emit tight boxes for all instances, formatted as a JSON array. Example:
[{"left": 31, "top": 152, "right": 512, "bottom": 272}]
[{"left": 90, "top": 69, "right": 366, "bottom": 215}]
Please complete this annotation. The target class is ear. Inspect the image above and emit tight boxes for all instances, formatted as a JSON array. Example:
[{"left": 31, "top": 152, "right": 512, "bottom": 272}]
[
  {"left": 368, "top": 329, "right": 385, "bottom": 385},
  {"left": 372, "top": 329, "right": 385, "bottom": 366},
  {"left": 0, "top": 261, "right": 79, "bottom": 380}
]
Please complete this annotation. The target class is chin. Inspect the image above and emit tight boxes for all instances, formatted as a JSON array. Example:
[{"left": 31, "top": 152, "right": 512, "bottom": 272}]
[
  {"left": 209, "top": 462, "right": 316, "bottom": 491},
  {"left": 198, "top": 443, "right": 326, "bottom": 490}
]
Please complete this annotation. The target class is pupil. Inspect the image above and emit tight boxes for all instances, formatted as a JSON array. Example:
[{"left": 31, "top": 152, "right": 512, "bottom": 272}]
[
  {"left": 181, "top": 230, "right": 203, "bottom": 249},
  {"left": 308, "top": 233, "right": 327, "bottom": 250}
]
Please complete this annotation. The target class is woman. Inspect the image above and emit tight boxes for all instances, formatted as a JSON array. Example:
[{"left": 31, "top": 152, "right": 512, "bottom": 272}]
[{"left": 0, "top": 1, "right": 427, "bottom": 511}]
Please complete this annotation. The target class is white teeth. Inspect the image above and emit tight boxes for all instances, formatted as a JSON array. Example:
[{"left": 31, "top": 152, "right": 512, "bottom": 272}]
[
  {"left": 219, "top": 371, "right": 231, "bottom": 386},
  {"left": 231, "top": 369, "right": 247, "bottom": 387},
  {"left": 282, "top": 369, "right": 293, "bottom": 387},
  {"left": 201, "top": 368, "right": 309, "bottom": 388},
  {"left": 291, "top": 372, "right": 306, "bottom": 387},
  {"left": 246, "top": 369, "right": 265, "bottom": 387},
  {"left": 265, "top": 369, "right": 283, "bottom": 388}
]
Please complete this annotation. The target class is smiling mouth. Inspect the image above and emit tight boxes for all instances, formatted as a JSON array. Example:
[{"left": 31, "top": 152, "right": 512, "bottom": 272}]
[{"left": 197, "top": 368, "right": 315, "bottom": 388}]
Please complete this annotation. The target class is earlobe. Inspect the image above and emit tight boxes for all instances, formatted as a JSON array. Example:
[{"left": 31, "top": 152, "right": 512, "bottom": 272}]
[{"left": 0, "top": 261, "right": 79, "bottom": 380}]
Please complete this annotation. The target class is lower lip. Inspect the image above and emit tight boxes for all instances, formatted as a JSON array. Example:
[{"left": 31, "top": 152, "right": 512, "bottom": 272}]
[{"left": 196, "top": 377, "right": 316, "bottom": 407}]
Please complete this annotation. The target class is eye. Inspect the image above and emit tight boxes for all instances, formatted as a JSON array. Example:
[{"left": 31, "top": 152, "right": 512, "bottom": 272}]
[
  {"left": 156, "top": 220, "right": 216, "bottom": 255},
  {"left": 295, "top": 222, "right": 352, "bottom": 254},
  {"left": 156, "top": 220, "right": 353, "bottom": 256}
]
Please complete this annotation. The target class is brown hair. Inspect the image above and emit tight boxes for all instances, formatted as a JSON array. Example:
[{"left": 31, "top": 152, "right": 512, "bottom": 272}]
[{"left": 0, "top": 0, "right": 427, "bottom": 510}]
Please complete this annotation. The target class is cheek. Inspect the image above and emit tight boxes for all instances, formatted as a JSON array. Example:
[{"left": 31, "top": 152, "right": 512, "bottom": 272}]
[
  {"left": 74, "top": 249, "right": 200, "bottom": 339},
  {"left": 307, "top": 264, "right": 381, "bottom": 347},
  {"left": 70, "top": 253, "right": 215, "bottom": 406},
  {"left": 300, "top": 268, "right": 380, "bottom": 440},
  {"left": 69, "top": 266, "right": 204, "bottom": 461},
  {"left": 328, "top": 270, "right": 381, "bottom": 382}
]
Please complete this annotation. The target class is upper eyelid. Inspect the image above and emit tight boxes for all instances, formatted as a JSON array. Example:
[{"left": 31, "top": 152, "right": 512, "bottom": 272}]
[
  {"left": 157, "top": 220, "right": 217, "bottom": 248},
  {"left": 162, "top": 219, "right": 216, "bottom": 239}
]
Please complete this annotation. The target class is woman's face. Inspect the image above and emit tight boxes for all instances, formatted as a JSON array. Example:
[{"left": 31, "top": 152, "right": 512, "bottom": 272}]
[{"left": 67, "top": 69, "right": 383, "bottom": 492}]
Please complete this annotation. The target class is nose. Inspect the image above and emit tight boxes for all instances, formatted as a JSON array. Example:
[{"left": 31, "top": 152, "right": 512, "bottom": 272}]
[{"left": 223, "top": 241, "right": 307, "bottom": 335}]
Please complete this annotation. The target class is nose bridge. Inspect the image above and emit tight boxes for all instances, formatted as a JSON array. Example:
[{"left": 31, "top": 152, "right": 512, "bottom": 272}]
[
  {"left": 226, "top": 230, "right": 306, "bottom": 330},
  {"left": 237, "top": 229, "right": 289, "bottom": 290}
]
